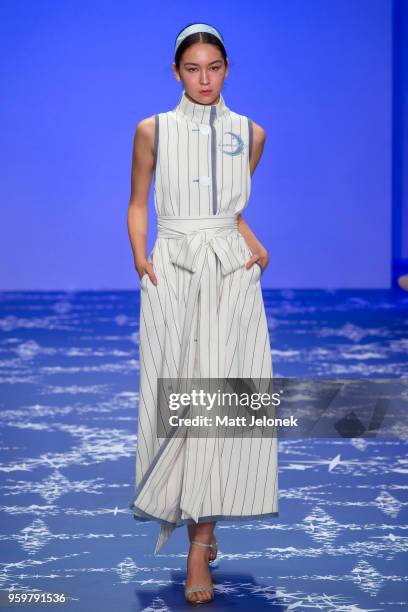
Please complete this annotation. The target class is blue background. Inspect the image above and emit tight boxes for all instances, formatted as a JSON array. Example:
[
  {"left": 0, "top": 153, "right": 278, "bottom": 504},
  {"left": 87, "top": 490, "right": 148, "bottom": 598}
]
[{"left": 0, "top": 0, "right": 405, "bottom": 289}]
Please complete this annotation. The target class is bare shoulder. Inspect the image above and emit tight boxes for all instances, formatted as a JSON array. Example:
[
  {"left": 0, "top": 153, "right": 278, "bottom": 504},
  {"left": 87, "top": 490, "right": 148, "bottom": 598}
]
[
  {"left": 132, "top": 115, "right": 156, "bottom": 157},
  {"left": 251, "top": 119, "right": 266, "bottom": 144},
  {"left": 134, "top": 115, "right": 156, "bottom": 142}
]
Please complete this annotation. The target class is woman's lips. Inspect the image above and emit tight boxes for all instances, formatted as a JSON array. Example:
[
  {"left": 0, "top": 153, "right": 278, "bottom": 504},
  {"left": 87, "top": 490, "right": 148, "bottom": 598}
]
[{"left": 200, "top": 90, "right": 212, "bottom": 95}]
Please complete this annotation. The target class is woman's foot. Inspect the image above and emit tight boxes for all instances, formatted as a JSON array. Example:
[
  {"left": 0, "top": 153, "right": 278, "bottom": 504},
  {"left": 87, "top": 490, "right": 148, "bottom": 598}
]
[{"left": 185, "top": 540, "right": 214, "bottom": 604}]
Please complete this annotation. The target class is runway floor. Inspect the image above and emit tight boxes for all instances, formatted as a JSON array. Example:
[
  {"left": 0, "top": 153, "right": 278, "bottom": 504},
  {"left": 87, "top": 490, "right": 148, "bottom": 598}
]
[{"left": 0, "top": 288, "right": 407, "bottom": 611}]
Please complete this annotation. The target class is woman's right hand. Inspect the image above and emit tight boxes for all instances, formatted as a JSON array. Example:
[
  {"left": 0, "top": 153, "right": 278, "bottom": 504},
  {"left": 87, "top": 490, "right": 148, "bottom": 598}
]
[{"left": 137, "top": 259, "right": 158, "bottom": 286}]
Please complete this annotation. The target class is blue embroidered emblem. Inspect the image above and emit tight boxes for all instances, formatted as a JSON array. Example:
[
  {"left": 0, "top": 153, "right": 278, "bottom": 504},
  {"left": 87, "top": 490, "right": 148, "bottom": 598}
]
[{"left": 220, "top": 132, "right": 245, "bottom": 156}]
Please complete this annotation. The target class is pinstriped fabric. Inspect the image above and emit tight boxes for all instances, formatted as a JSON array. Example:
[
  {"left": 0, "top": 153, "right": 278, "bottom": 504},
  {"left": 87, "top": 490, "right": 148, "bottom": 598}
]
[
  {"left": 153, "top": 91, "right": 251, "bottom": 217},
  {"left": 129, "top": 90, "right": 278, "bottom": 555}
]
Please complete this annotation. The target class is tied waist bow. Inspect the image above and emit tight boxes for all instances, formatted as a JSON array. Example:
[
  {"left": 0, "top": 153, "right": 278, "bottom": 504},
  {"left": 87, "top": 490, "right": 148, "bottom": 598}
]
[
  {"left": 156, "top": 213, "right": 248, "bottom": 377},
  {"left": 157, "top": 213, "right": 246, "bottom": 275}
]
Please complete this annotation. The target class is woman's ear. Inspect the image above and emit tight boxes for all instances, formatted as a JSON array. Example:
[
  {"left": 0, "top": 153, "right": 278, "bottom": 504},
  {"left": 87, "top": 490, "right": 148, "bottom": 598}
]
[{"left": 172, "top": 63, "right": 181, "bottom": 82}]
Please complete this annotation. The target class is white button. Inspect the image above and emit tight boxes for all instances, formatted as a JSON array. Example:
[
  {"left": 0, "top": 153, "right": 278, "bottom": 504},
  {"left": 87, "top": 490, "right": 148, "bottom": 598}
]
[
  {"left": 199, "top": 125, "right": 210, "bottom": 135},
  {"left": 199, "top": 176, "right": 210, "bottom": 186}
]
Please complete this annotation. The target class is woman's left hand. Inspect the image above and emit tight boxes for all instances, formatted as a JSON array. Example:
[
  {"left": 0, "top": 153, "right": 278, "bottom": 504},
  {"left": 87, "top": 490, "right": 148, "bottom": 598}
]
[{"left": 245, "top": 247, "right": 269, "bottom": 273}]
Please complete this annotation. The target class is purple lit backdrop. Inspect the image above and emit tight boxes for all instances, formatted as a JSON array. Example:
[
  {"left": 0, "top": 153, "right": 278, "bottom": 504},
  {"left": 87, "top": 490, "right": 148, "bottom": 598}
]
[{"left": 0, "top": 0, "right": 396, "bottom": 290}]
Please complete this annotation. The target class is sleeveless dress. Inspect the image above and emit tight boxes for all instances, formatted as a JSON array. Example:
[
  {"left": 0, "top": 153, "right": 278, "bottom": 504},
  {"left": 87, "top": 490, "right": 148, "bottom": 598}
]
[{"left": 128, "top": 89, "right": 279, "bottom": 555}]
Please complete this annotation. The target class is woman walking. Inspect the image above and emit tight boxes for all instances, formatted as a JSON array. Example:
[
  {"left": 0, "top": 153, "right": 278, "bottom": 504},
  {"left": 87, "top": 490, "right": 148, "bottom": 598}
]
[{"left": 127, "top": 22, "right": 278, "bottom": 604}]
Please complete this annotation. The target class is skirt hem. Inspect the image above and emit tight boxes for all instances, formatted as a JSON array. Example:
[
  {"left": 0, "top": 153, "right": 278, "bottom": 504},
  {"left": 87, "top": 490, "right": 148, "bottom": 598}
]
[{"left": 129, "top": 502, "right": 279, "bottom": 528}]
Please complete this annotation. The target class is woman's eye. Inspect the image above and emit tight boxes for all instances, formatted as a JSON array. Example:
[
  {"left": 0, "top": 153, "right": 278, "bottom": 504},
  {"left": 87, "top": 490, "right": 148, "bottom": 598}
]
[{"left": 186, "top": 66, "right": 220, "bottom": 73}]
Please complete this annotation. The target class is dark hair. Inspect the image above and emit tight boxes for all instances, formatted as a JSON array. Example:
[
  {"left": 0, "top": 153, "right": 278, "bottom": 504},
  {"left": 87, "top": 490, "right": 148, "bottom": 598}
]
[{"left": 174, "top": 23, "right": 228, "bottom": 70}]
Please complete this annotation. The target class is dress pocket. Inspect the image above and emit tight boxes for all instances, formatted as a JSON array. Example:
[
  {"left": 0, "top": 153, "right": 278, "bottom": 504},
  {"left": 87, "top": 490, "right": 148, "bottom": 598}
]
[
  {"left": 140, "top": 273, "right": 150, "bottom": 291},
  {"left": 254, "top": 261, "right": 263, "bottom": 280},
  {"left": 239, "top": 236, "right": 263, "bottom": 283},
  {"left": 243, "top": 260, "right": 262, "bottom": 285},
  {"left": 251, "top": 261, "right": 262, "bottom": 283},
  {"left": 140, "top": 252, "right": 155, "bottom": 291}
]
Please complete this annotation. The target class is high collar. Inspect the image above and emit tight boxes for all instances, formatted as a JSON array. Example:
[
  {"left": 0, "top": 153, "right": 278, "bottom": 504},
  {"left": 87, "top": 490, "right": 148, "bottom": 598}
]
[{"left": 175, "top": 89, "right": 229, "bottom": 125}]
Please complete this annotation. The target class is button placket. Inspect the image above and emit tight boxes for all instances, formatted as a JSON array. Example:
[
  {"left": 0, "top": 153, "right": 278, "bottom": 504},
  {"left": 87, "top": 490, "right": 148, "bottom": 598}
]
[{"left": 190, "top": 108, "right": 218, "bottom": 214}]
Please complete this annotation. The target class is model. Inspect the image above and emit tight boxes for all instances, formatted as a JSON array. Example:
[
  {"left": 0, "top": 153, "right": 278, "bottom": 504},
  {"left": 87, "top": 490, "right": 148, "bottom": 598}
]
[{"left": 127, "top": 22, "right": 279, "bottom": 605}]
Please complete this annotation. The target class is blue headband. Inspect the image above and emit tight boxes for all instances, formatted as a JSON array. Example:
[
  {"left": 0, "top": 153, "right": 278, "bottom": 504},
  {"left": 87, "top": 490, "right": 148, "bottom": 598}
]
[{"left": 175, "top": 23, "right": 224, "bottom": 53}]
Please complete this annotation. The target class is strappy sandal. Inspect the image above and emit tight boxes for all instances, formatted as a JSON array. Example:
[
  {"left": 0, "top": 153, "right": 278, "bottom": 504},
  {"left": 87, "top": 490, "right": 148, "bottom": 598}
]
[
  {"left": 189, "top": 536, "right": 218, "bottom": 563},
  {"left": 184, "top": 540, "right": 215, "bottom": 604}
]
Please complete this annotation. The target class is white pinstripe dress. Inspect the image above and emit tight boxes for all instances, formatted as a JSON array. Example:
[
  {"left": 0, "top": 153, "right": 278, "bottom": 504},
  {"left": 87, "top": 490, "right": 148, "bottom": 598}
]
[{"left": 129, "top": 89, "right": 279, "bottom": 554}]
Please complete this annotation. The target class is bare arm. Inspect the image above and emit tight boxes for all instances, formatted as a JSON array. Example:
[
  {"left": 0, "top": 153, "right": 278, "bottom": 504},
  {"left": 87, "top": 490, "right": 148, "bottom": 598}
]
[
  {"left": 237, "top": 121, "right": 270, "bottom": 273},
  {"left": 127, "top": 116, "right": 158, "bottom": 285}
]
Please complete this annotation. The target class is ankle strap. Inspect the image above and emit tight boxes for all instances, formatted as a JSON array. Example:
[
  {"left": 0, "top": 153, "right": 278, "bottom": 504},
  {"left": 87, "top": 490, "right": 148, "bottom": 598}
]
[{"left": 191, "top": 539, "right": 216, "bottom": 549}]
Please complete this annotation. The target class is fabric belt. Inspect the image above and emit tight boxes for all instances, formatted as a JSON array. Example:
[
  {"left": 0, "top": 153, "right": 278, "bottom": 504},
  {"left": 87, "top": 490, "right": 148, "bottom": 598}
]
[{"left": 156, "top": 213, "right": 248, "bottom": 377}]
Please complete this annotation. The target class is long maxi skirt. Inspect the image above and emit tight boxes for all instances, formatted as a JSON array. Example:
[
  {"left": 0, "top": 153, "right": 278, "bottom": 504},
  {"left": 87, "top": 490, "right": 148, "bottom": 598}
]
[{"left": 129, "top": 213, "right": 279, "bottom": 554}]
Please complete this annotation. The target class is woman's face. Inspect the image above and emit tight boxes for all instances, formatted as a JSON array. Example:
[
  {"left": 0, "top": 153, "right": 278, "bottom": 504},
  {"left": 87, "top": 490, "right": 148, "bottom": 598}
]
[{"left": 173, "top": 43, "right": 228, "bottom": 105}]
